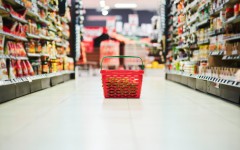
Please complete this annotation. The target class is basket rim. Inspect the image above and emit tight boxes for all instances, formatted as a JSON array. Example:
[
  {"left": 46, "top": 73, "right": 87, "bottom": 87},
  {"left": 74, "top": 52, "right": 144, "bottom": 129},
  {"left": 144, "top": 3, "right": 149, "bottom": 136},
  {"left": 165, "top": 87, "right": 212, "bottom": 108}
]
[{"left": 101, "top": 70, "right": 144, "bottom": 74}]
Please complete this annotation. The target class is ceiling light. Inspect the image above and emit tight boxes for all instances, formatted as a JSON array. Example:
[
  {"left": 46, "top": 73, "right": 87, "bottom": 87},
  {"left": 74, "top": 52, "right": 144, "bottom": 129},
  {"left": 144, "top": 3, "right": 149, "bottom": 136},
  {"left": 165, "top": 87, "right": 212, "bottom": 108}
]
[
  {"left": 100, "top": 0, "right": 105, "bottom": 7},
  {"left": 102, "top": 10, "right": 108, "bottom": 16},
  {"left": 114, "top": 3, "right": 137, "bottom": 9}
]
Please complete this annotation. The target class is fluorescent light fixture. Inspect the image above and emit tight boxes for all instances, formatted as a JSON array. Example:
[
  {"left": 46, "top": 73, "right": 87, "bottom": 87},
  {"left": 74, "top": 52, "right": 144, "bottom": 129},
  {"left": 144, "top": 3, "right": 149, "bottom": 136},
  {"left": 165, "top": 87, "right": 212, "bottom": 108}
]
[
  {"left": 102, "top": 10, "right": 108, "bottom": 16},
  {"left": 100, "top": 0, "right": 105, "bottom": 7},
  {"left": 114, "top": 3, "right": 137, "bottom": 8}
]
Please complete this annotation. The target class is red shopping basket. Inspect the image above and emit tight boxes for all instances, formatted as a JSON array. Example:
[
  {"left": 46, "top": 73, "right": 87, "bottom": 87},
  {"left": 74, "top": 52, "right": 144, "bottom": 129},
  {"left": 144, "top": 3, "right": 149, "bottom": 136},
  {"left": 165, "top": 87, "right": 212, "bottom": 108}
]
[{"left": 100, "top": 56, "right": 144, "bottom": 98}]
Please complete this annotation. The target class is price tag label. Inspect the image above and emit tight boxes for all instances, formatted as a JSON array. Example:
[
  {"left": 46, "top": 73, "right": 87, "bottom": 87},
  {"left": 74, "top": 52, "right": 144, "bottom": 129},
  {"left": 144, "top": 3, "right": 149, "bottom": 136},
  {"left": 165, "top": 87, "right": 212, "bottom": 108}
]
[
  {"left": 212, "top": 51, "right": 218, "bottom": 55},
  {"left": 27, "top": 77, "right": 32, "bottom": 82},
  {"left": 222, "top": 56, "right": 227, "bottom": 60}
]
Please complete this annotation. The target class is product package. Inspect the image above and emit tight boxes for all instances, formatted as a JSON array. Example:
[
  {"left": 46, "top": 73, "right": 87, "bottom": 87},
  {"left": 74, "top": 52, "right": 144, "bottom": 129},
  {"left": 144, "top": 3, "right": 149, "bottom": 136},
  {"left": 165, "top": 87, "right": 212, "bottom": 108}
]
[
  {"left": 9, "top": 60, "right": 17, "bottom": 79},
  {"left": 0, "top": 16, "right": 3, "bottom": 31},
  {"left": 0, "top": 35, "right": 5, "bottom": 55},
  {"left": 0, "top": 58, "right": 8, "bottom": 80}
]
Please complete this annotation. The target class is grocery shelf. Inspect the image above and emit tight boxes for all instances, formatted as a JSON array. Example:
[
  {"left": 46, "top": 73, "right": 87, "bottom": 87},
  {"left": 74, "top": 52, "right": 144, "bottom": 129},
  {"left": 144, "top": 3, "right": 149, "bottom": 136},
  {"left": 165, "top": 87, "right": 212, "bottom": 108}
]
[
  {"left": 56, "top": 54, "right": 66, "bottom": 58},
  {"left": 225, "top": 15, "right": 240, "bottom": 24},
  {"left": 26, "top": 10, "right": 40, "bottom": 20},
  {"left": 62, "top": 33, "right": 70, "bottom": 40},
  {"left": 0, "top": 55, "right": 29, "bottom": 60},
  {"left": 0, "top": 6, "right": 9, "bottom": 15},
  {"left": 167, "top": 71, "right": 240, "bottom": 88},
  {"left": 189, "top": 44, "right": 199, "bottom": 49},
  {"left": 39, "top": 34, "right": 53, "bottom": 41},
  {"left": 56, "top": 26, "right": 63, "bottom": 31},
  {"left": 222, "top": 55, "right": 240, "bottom": 60},
  {"left": 225, "top": 0, "right": 239, "bottom": 5},
  {"left": 38, "top": 17, "right": 50, "bottom": 25},
  {"left": 176, "top": 44, "right": 189, "bottom": 49},
  {"left": 4, "top": 0, "right": 25, "bottom": 8},
  {"left": 0, "top": 54, "right": 10, "bottom": 59},
  {"left": 47, "top": 16, "right": 56, "bottom": 22},
  {"left": 198, "top": 2, "right": 210, "bottom": 12},
  {"left": 189, "top": 0, "right": 199, "bottom": 12},
  {"left": 210, "top": 4, "right": 224, "bottom": 16},
  {"left": 48, "top": 5, "right": 58, "bottom": 12},
  {"left": 26, "top": 33, "right": 40, "bottom": 39},
  {"left": 177, "top": 22, "right": 185, "bottom": 28},
  {"left": 197, "top": 19, "right": 210, "bottom": 29},
  {"left": 197, "top": 39, "right": 210, "bottom": 45},
  {"left": 41, "top": 54, "right": 50, "bottom": 57},
  {"left": 10, "top": 56, "right": 28, "bottom": 60},
  {"left": 60, "top": 17, "right": 69, "bottom": 23},
  {"left": 56, "top": 42, "right": 67, "bottom": 47},
  {"left": 187, "top": 17, "right": 198, "bottom": 25},
  {"left": 48, "top": 26, "right": 57, "bottom": 33},
  {"left": 224, "top": 35, "right": 240, "bottom": 42},
  {"left": 0, "top": 30, "right": 28, "bottom": 41},
  {"left": 3, "top": 14, "right": 28, "bottom": 24},
  {"left": 0, "top": 71, "right": 75, "bottom": 103},
  {"left": 199, "top": 58, "right": 208, "bottom": 61},
  {"left": 37, "top": 1, "right": 48, "bottom": 10},
  {"left": 209, "top": 51, "right": 225, "bottom": 56},
  {"left": 0, "top": 71, "right": 75, "bottom": 86},
  {"left": 209, "top": 28, "right": 225, "bottom": 37},
  {"left": 27, "top": 53, "right": 41, "bottom": 57}
]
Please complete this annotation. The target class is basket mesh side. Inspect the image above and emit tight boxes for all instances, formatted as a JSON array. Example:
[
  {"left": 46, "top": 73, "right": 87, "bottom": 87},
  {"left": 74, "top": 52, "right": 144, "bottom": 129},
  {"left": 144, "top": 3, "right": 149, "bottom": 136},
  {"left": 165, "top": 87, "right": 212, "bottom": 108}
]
[{"left": 102, "top": 73, "right": 143, "bottom": 98}]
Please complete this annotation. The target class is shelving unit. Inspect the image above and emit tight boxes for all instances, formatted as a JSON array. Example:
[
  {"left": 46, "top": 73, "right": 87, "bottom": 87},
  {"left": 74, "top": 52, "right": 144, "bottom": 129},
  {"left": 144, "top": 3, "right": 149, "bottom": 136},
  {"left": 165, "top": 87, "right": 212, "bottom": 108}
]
[
  {"left": 0, "top": 0, "right": 75, "bottom": 103},
  {"left": 165, "top": 0, "right": 240, "bottom": 104}
]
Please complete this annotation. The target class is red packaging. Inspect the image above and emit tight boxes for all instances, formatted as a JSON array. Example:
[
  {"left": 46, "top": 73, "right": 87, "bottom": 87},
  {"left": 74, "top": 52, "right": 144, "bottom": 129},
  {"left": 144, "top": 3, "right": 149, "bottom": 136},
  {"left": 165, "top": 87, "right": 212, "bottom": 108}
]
[
  {"left": 16, "top": 60, "right": 23, "bottom": 77},
  {"left": 10, "top": 60, "right": 17, "bottom": 79},
  {"left": 226, "top": 7, "right": 234, "bottom": 19},
  {"left": 21, "top": 60, "right": 28, "bottom": 76},
  {"left": 25, "top": 60, "right": 34, "bottom": 76},
  {"left": 234, "top": 4, "right": 239, "bottom": 16}
]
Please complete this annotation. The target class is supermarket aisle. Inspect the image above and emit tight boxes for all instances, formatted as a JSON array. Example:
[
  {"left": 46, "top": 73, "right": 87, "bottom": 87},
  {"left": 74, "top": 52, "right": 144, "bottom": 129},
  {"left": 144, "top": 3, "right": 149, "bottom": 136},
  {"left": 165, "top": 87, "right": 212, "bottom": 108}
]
[{"left": 0, "top": 76, "right": 240, "bottom": 150}]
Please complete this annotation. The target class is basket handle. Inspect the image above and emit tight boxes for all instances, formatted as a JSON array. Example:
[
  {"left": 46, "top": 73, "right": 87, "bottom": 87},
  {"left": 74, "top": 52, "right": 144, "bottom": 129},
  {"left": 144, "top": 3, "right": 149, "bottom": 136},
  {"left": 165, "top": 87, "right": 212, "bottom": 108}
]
[{"left": 100, "top": 55, "right": 144, "bottom": 70}]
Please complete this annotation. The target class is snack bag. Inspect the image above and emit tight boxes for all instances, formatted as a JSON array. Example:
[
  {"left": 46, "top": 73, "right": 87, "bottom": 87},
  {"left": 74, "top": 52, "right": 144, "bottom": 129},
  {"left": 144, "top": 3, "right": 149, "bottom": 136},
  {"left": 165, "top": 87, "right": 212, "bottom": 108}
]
[
  {"left": 21, "top": 60, "right": 28, "bottom": 76},
  {"left": 0, "top": 59, "right": 9, "bottom": 80},
  {"left": 9, "top": 60, "right": 17, "bottom": 79},
  {"left": 0, "top": 35, "right": 5, "bottom": 55},
  {"left": 25, "top": 60, "right": 34, "bottom": 76},
  {"left": 16, "top": 60, "right": 23, "bottom": 77}
]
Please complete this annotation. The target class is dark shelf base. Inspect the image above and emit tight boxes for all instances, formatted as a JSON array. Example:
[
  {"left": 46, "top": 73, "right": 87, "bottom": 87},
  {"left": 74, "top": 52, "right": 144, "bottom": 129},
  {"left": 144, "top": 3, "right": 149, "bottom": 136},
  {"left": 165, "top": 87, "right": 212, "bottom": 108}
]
[
  {"left": 0, "top": 74, "right": 74, "bottom": 104},
  {"left": 51, "top": 75, "right": 64, "bottom": 86},
  {"left": 0, "top": 84, "right": 16, "bottom": 103},
  {"left": 166, "top": 73, "right": 240, "bottom": 104},
  {"left": 196, "top": 79, "right": 207, "bottom": 93},
  {"left": 30, "top": 79, "right": 42, "bottom": 93},
  {"left": 220, "top": 84, "right": 240, "bottom": 104},
  {"left": 16, "top": 81, "right": 31, "bottom": 97}
]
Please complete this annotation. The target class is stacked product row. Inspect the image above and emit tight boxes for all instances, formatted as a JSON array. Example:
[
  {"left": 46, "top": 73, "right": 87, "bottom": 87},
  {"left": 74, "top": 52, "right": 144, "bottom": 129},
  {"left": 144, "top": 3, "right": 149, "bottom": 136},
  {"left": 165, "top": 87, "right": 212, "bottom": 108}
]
[
  {"left": 166, "top": 0, "right": 240, "bottom": 82},
  {"left": 0, "top": 0, "right": 74, "bottom": 81}
]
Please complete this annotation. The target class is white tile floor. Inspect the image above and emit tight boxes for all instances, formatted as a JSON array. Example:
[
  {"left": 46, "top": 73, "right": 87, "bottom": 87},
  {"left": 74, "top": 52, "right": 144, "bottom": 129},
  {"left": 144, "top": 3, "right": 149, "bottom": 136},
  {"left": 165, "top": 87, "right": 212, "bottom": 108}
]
[{"left": 0, "top": 76, "right": 240, "bottom": 150}]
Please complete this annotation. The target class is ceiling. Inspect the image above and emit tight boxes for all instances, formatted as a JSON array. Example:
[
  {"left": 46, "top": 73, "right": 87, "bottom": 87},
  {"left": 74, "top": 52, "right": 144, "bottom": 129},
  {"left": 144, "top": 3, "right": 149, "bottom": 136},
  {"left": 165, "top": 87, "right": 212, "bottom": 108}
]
[{"left": 82, "top": 0, "right": 161, "bottom": 10}]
